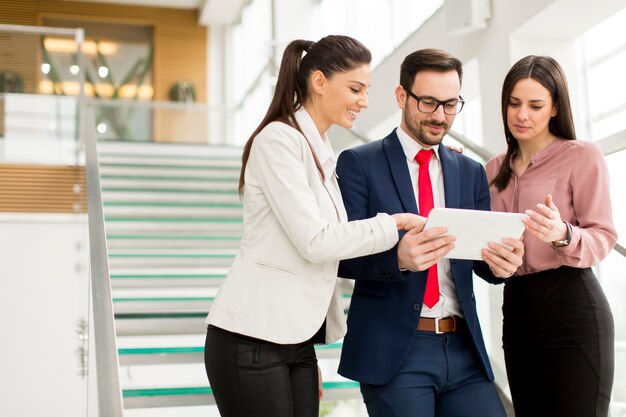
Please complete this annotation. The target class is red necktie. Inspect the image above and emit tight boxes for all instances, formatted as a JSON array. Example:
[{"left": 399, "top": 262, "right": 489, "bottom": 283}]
[{"left": 416, "top": 149, "right": 439, "bottom": 308}]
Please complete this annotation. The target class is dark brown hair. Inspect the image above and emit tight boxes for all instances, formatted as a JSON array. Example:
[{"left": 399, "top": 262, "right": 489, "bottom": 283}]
[
  {"left": 491, "top": 55, "right": 577, "bottom": 191},
  {"left": 238, "top": 35, "right": 372, "bottom": 194},
  {"left": 399, "top": 48, "right": 463, "bottom": 91}
]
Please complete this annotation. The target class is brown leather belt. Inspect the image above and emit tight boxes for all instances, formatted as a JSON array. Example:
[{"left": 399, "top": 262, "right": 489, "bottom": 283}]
[{"left": 417, "top": 316, "right": 460, "bottom": 334}]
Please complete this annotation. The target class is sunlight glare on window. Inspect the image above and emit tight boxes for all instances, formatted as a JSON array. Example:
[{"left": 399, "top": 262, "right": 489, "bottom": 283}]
[
  {"left": 583, "top": 8, "right": 626, "bottom": 140},
  {"left": 583, "top": 7, "right": 626, "bottom": 62},
  {"left": 313, "top": 0, "right": 442, "bottom": 66}
]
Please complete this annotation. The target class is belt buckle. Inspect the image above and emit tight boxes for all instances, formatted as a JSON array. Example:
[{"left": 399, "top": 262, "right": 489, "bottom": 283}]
[{"left": 434, "top": 317, "right": 443, "bottom": 334}]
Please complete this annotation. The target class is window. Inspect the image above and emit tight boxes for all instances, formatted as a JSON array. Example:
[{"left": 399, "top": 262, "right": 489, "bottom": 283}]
[
  {"left": 312, "top": 0, "right": 442, "bottom": 67},
  {"left": 583, "top": 8, "right": 626, "bottom": 140},
  {"left": 582, "top": 9, "right": 626, "bottom": 414}
]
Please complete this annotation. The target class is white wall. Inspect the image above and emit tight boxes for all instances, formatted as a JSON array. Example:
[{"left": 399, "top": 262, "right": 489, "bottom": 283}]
[{"left": 0, "top": 214, "right": 90, "bottom": 417}]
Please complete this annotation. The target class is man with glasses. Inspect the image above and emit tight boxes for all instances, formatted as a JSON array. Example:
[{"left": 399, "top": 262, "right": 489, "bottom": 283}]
[{"left": 336, "top": 48, "right": 523, "bottom": 416}]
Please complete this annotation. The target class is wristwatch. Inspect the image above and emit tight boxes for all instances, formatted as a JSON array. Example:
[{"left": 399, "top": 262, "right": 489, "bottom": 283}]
[{"left": 551, "top": 222, "right": 572, "bottom": 248}]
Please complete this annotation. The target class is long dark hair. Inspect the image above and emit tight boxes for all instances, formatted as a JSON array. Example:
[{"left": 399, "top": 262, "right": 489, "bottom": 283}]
[
  {"left": 238, "top": 35, "right": 372, "bottom": 194},
  {"left": 491, "top": 55, "right": 577, "bottom": 191}
]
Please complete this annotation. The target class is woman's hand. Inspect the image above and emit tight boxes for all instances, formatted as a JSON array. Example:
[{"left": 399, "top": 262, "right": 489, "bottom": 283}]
[
  {"left": 522, "top": 194, "right": 568, "bottom": 243},
  {"left": 392, "top": 213, "right": 427, "bottom": 231}
]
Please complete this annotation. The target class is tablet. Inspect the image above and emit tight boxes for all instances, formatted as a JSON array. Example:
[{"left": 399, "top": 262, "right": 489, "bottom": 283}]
[{"left": 424, "top": 207, "right": 526, "bottom": 260}]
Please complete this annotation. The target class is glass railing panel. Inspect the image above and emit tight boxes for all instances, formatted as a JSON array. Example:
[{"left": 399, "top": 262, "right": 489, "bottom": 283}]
[
  {"left": 0, "top": 92, "right": 81, "bottom": 165},
  {"left": 0, "top": 24, "right": 86, "bottom": 165},
  {"left": 86, "top": 98, "right": 233, "bottom": 145}
]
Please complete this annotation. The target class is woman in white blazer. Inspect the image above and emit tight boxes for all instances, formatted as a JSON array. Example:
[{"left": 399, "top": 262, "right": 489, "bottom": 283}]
[{"left": 204, "top": 35, "right": 425, "bottom": 417}]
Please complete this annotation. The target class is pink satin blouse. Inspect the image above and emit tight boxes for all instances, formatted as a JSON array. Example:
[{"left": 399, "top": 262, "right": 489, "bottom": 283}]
[{"left": 485, "top": 138, "right": 617, "bottom": 276}]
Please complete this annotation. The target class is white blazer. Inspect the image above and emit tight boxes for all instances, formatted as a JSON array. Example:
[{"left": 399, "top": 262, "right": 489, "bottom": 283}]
[{"left": 207, "top": 108, "right": 398, "bottom": 344}]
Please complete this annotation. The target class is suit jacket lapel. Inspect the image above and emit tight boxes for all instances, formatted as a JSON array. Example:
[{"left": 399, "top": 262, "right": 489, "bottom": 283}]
[
  {"left": 383, "top": 131, "right": 419, "bottom": 214},
  {"left": 439, "top": 146, "right": 461, "bottom": 209}
]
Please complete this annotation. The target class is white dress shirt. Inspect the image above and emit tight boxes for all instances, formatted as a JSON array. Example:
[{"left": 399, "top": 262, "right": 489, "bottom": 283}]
[{"left": 396, "top": 127, "right": 463, "bottom": 318}]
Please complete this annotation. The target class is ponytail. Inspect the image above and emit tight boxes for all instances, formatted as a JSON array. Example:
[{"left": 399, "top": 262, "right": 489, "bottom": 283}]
[
  {"left": 238, "top": 35, "right": 372, "bottom": 195},
  {"left": 238, "top": 40, "right": 311, "bottom": 195}
]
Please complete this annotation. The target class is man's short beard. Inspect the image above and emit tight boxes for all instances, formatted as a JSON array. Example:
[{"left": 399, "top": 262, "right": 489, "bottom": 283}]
[{"left": 403, "top": 110, "right": 448, "bottom": 146}]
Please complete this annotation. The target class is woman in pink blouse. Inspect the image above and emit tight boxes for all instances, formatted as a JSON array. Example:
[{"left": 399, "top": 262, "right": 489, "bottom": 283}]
[{"left": 486, "top": 56, "right": 617, "bottom": 417}]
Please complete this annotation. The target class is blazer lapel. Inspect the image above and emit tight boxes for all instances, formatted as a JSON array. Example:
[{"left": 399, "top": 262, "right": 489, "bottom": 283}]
[
  {"left": 439, "top": 146, "right": 461, "bottom": 209},
  {"left": 383, "top": 131, "right": 418, "bottom": 214}
]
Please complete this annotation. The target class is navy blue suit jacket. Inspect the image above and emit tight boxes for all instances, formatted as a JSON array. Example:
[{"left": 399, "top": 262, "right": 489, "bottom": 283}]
[{"left": 336, "top": 129, "right": 501, "bottom": 386}]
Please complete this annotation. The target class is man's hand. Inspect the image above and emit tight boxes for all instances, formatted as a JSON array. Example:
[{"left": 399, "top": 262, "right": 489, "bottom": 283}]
[
  {"left": 398, "top": 226, "right": 456, "bottom": 271},
  {"left": 481, "top": 237, "right": 524, "bottom": 278}
]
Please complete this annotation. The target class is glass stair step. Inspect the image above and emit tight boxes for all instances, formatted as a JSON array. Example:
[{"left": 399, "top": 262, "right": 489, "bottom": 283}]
[
  {"left": 100, "top": 162, "right": 241, "bottom": 171},
  {"left": 122, "top": 381, "right": 360, "bottom": 409},
  {"left": 115, "top": 316, "right": 207, "bottom": 336},
  {"left": 104, "top": 201, "right": 243, "bottom": 208},
  {"left": 101, "top": 179, "right": 238, "bottom": 191},
  {"left": 104, "top": 217, "right": 243, "bottom": 233},
  {"left": 102, "top": 187, "right": 238, "bottom": 194},
  {"left": 118, "top": 342, "right": 344, "bottom": 365},
  {"left": 112, "top": 297, "right": 215, "bottom": 314},
  {"left": 96, "top": 142, "right": 243, "bottom": 159},
  {"left": 105, "top": 216, "right": 242, "bottom": 223},
  {"left": 110, "top": 269, "right": 229, "bottom": 288},
  {"left": 103, "top": 206, "right": 243, "bottom": 219},
  {"left": 101, "top": 173, "right": 239, "bottom": 181},
  {"left": 102, "top": 192, "right": 241, "bottom": 203},
  {"left": 106, "top": 234, "right": 242, "bottom": 249},
  {"left": 108, "top": 250, "right": 236, "bottom": 268},
  {"left": 97, "top": 151, "right": 241, "bottom": 162}
]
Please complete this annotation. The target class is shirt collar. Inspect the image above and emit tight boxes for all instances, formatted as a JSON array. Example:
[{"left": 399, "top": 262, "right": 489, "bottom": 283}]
[
  {"left": 396, "top": 126, "right": 440, "bottom": 163},
  {"left": 294, "top": 106, "right": 336, "bottom": 179},
  {"left": 507, "top": 137, "right": 564, "bottom": 170}
]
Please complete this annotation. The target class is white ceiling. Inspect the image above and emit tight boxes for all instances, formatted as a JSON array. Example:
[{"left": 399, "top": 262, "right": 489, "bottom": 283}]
[{"left": 63, "top": 0, "right": 251, "bottom": 25}]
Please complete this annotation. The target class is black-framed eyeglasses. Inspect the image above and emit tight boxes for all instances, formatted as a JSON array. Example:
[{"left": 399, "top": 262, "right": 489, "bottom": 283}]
[{"left": 404, "top": 88, "right": 465, "bottom": 115}]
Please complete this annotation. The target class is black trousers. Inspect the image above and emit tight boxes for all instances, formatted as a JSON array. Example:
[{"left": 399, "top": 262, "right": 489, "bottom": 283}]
[
  {"left": 204, "top": 325, "right": 319, "bottom": 417},
  {"left": 503, "top": 266, "right": 614, "bottom": 417}
]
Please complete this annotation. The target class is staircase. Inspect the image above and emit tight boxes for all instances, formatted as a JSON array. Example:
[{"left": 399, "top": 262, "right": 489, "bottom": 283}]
[{"left": 97, "top": 140, "right": 359, "bottom": 416}]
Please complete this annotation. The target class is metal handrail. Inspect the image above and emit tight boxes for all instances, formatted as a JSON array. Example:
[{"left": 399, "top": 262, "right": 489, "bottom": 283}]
[
  {"left": 596, "top": 128, "right": 626, "bottom": 156},
  {"left": 84, "top": 107, "right": 124, "bottom": 417},
  {"left": 0, "top": 23, "right": 79, "bottom": 37},
  {"left": 86, "top": 95, "right": 231, "bottom": 112},
  {"left": 446, "top": 129, "right": 494, "bottom": 161},
  {"left": 345, "top": 126, "right": 371, "bottom": 144}
]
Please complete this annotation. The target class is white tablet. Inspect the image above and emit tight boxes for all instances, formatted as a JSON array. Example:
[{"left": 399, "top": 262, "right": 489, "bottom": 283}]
[{"left": 424, "top": 207, "right": 526, "bottom": 260}]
